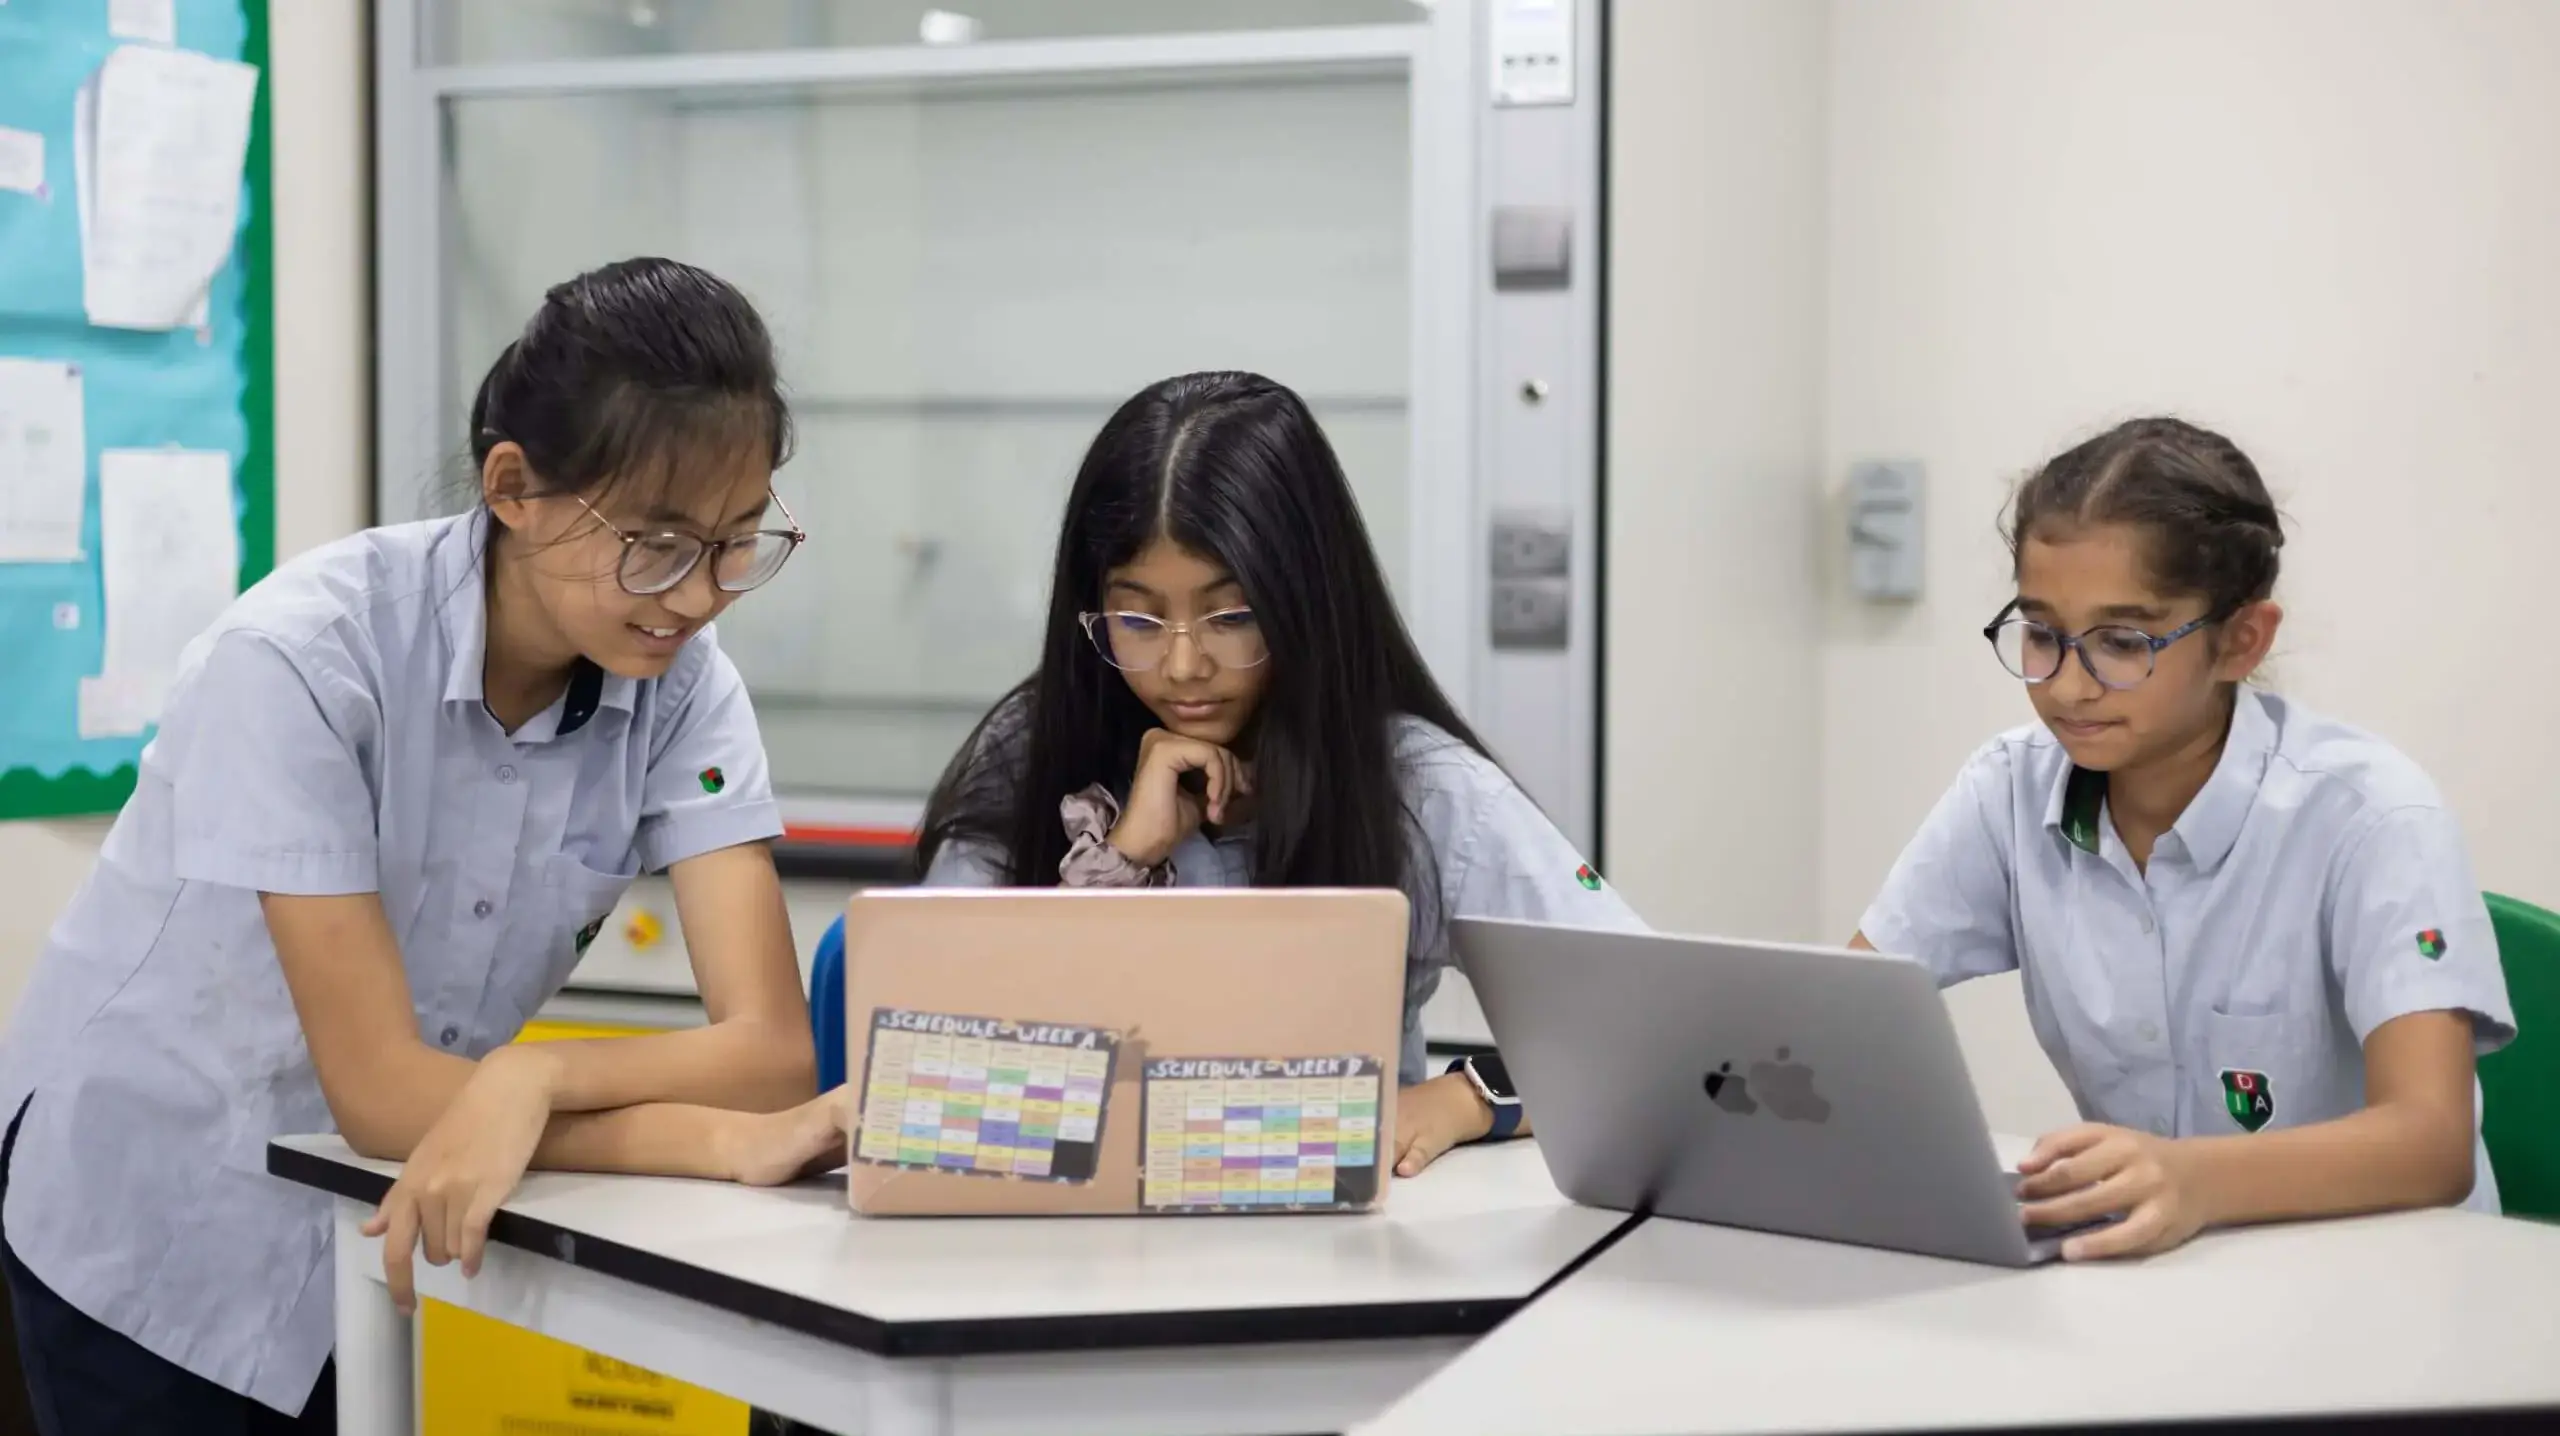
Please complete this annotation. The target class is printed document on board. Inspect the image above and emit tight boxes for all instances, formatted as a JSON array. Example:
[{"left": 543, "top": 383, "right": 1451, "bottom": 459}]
[
  {"left": 80, "top": 448, "right": 237, "bottom": 735},
  {"left": 78, "top": 45, "right": 257, "bottom": 330},
  {"left": 0, "top": 358, "right": 87, "bottom": 562}
]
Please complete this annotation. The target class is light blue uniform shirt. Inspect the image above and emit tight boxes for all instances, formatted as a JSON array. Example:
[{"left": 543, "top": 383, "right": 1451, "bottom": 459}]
[
  {"left": 1860, "top": 687, "right": 2515, "bottom": 1212},
  {"left": 0, "top": 514, "right": 782, "bottom": 1413},
  {"left": 925, "top": 716, "right": 1647, "bottom": 1085}
]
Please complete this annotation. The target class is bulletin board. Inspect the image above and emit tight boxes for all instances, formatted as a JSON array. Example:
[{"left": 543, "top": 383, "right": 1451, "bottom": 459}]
[{"left": 0, "top": 0, "right": 272, "bottom": 820}]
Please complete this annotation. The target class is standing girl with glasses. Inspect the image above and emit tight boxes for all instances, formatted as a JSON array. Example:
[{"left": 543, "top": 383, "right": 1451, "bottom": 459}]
[
  {"left": 0, "top": 258, "right": 840, "bottom": 1434},
  {"left": 1853, "top": 417, "right": 2514, "bottom": 1260},
  {"left": 904, "top": 370, "right": 1644, "bottom": 1177}
]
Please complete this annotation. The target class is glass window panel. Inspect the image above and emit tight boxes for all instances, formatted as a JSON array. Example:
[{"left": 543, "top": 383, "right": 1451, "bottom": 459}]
[{"left": 444, "top": 71, "right": 1409, "bottom": 798}]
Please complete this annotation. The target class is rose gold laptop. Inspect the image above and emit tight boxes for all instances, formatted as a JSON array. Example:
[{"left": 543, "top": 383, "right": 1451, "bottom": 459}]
[{"left": 839, "top": 888, "right": 1410, "bottom": 1217}]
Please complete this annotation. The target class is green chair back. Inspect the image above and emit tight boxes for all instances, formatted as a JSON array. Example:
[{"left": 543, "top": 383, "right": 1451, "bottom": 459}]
[{"left": 2481, "top": 892, "right": 2560, "bottom": 1219}]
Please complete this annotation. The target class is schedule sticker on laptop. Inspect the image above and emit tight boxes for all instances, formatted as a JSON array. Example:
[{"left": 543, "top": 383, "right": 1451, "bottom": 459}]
[
  {"left": 854, "top": 1008, "right": 1120, "bottom": 1183},
  {"left": 1139, "top": 1055, "right": 1383, "bottom": 1212}
]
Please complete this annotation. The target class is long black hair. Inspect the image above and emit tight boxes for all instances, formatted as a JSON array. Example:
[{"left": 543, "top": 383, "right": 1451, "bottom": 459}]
[{"left": 916, "top": 371, "right": 1493, "bottom": 895}]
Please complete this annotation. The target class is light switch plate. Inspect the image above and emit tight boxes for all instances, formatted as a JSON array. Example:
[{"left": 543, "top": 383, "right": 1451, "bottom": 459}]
[
  {"left": 1847, "top": 459, "right": 1925, "bottom": 602},
  {"left": 1492, "top": 207, "right": 1573, "bottom": 292}
]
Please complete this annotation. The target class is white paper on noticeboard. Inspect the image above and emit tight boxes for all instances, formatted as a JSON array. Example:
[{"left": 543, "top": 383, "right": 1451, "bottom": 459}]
[
  {"left": 108, "top": 0, "right": 179, "bottom": 46},
  {"left": 0, "top": 126, "right": 44, "bottom": 196},
  {"left": 77, "top": 672, "right": 160, "bottom": 739},
  {"left": 0, "top": 358, "right": 89, "bottom": 563},
  {"left": 91, "top": 448, "right": 238, "bottom": 728},
  {"left": 79, "top": 45, "right": 256, "bottom": 331}
]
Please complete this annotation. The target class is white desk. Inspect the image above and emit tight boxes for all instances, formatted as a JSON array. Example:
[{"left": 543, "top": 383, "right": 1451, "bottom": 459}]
[
  {"left": 1356, "top": 1205, "right": 2560, "bottom": 1435},
  {"left": 269, "top": 1135, "right": 1625, "bottom": 1436}
]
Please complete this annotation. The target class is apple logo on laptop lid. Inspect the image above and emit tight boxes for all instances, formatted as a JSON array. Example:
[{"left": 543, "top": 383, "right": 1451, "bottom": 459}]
[
  {"left": 1702, "top": 1060, "right": 1757, "bottom": 1114},
  {"left": 1703, "top": 1047, "right": 1831, "bottom": 1123}
]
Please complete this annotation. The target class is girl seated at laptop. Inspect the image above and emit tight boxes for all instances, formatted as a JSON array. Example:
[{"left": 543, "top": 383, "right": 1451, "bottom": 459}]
[
  {"left": 1853, "top": 417, "right": 2514, "bottom": 1260},
  {"left": 904, "top": 370, "right": 1643, "bottom": 1175}
]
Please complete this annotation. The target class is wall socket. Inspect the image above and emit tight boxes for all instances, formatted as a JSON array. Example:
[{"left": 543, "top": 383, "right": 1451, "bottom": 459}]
[
  {"left": 1491, "top": 511, "right": 1571, "bottom": 578},
  {"left": 1491, "top": 578, "right": 1571, "bottom": 650},
  {"left": 1489, "top": 510, "right": 1572, "bottom": 650}
]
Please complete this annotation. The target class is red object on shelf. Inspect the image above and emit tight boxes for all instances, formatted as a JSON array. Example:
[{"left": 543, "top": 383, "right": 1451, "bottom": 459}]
[{"left": 781, "top": 822, "right": 916, "bottom": 850}]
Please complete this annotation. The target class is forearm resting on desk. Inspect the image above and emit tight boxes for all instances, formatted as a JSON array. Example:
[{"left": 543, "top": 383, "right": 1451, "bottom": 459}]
[
  {"left": 314, "top": 1019, "right": 814, "bottom": 1162},
  {"left": 311, "top": 1034, "right": 807, "bottom": 1173},
  {"left": 537, "top": 1100, "right": 800, "bottom": 1181},
  {"left": 519, "top": 1016, "right": 816, "bottom": 1115},
  {"left": 265, "top": 888, "right": 814, "bottom": 1161},
  {"left": 510, "top": 1027, "right": 829, "bottom": 1182},
  {"left": 541, "top": 1089, "right": 850, "bottom": 1187}
]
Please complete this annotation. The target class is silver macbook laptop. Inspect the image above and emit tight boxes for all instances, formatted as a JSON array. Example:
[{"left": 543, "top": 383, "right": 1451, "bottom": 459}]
[{"left": 1453, "top": 917, "right": 2100, "bottom": 1267}]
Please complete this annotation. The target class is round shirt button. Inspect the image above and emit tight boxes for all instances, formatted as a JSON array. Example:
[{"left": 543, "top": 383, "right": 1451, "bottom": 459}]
[
  {"left": 2150, "top": 1118, "right": 2170, "bottom": 1135},
  {"left": 2137, "top": 1020, "right": 2160, "bottom": 1042},
  {"left": 497, "top": 765, "right": 517, "bottom": 784},
  {"left": 472, "top": 899, "right": 493, "bottom": 919},
  {"left": 438, "top": 1025, "right": 460, "bottom": 1047},
  {"left": 2140, "top": 914, "right": 2157, "bottom": 934}
]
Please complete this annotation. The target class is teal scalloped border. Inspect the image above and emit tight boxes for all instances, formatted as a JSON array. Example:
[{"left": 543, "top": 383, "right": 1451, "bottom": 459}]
[{"left": 0, "top": 0, "right": 273, "bottom": 822}]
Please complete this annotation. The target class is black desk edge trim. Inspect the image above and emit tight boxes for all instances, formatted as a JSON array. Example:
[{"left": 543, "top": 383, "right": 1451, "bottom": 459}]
[{"left": 270, "top": 1142, "right": 1537, "bottom": 1359}]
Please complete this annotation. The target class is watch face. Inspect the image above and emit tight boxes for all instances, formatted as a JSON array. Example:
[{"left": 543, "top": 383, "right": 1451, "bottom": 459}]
[{"left": 1471, "top": 1053, "right": 1519, "bottom": 1102}]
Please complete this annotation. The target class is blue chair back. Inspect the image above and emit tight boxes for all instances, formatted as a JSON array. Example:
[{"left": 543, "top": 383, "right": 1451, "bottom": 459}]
[{"left": 810, "top": 912, "right": 847, "bottom": 1092}]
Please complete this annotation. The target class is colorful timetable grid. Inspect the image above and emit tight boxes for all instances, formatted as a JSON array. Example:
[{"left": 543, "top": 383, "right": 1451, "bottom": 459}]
[
  {"left": 854, "top": 1008, "right": 1118, "bottom": 1184},
  {"left": 1141, "top": 1056, "right": 1383, "bottom": 1212}
]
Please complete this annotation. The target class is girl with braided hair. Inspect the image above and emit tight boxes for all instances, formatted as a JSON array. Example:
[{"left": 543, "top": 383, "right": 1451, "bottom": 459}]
[{"left": 1852, "top": 417, "right": 2514, "bottom": 1259}]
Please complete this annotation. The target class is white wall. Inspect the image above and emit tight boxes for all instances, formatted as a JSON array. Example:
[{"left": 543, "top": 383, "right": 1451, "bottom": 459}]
[
  {"left": 270, "top": 3, "right": 373, "bottom": 560},
  {"left": 0, "top": 2, "right": 373, "bottom": 1021},
  {"left": 1603, "top": 0, "right": 1830, "bottom": 941}
]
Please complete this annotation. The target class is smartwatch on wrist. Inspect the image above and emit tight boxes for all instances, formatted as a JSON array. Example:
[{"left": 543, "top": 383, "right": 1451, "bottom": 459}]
[{"left": 1448, "top": 1053, "right": 1524, "bottom": 1142}]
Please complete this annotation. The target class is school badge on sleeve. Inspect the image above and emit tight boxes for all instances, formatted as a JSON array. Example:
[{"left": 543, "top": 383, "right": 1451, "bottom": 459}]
[
  {"left": 698, "top": 766, "right": 726, "bottom": 794},
  {"left": 2416, "top": 929, "right": 2447, "bottom": 960},
  {"left": 2220, "top": 1068, "right": 2274, "bottom": 1132},
  {"left": 1574, "top": 863, "right": 1602, "bottom": 891}
]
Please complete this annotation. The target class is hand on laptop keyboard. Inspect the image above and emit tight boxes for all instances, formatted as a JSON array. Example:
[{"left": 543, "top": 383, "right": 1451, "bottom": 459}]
[{"left": 2005, "top": 1168, "right": 2122, "bottom": 1243}]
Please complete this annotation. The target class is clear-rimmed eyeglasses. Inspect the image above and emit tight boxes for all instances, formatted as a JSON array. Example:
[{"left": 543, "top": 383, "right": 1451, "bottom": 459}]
[
  {"left": 1077, "top": 608, "right": 1269, "bottom": 672},
  {"left": 573, "top": 492, "right": 805, "bottom": 597}
]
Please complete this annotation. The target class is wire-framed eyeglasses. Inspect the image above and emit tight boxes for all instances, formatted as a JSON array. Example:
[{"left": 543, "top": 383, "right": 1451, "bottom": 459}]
[
  {"left": 1077, "top": 608, "right": 1269, "bottom": 672},
  {"left": 1982, "top": 601, "right": 2226, "bottom": 691},
  {"left": 573, "top": 492, "right": 805, "bottom": 597}
]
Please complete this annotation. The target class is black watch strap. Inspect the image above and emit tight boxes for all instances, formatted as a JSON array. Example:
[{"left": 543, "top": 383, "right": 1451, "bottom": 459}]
[{"left": 1447, "top": 1055, "right": 1524, "bottom": 1142}]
